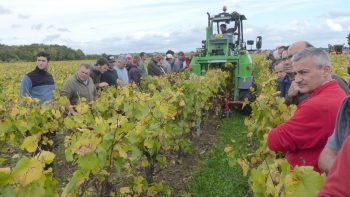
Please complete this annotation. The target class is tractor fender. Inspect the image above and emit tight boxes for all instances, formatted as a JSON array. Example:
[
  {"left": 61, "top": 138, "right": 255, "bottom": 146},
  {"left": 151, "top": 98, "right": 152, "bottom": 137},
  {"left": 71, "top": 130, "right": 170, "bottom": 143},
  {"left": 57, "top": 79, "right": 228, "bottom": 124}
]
[{"left": 238, "top": 76, "right": 253, "bottom": 89}]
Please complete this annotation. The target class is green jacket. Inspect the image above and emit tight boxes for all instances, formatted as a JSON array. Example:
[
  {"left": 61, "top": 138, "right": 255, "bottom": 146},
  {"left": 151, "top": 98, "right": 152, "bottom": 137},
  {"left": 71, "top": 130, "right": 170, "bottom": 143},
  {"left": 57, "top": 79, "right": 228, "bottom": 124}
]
[{"left": 61, "top": 73, "right": 97, "bottom": 105}]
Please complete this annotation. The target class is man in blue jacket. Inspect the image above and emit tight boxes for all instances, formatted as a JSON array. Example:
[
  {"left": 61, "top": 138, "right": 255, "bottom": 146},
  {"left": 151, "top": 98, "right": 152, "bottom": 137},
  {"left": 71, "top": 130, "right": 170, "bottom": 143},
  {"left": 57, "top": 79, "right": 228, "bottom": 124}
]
[{"left": 19, "top": 51, "right": 55, "bottom": 104}]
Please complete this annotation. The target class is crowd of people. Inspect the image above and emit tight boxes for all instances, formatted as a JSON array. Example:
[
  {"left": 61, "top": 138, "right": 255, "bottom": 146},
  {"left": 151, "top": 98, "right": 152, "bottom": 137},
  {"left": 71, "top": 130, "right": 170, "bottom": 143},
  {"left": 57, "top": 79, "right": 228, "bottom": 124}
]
[
  {"left": 268, "top": 41, "right": 350, "bottom": 196},
  {"left": 19, "top": 50, "right": 197, "bottom": 114},
  {"left": 18, "top": 42, "right": 350, "bottom": 195}
]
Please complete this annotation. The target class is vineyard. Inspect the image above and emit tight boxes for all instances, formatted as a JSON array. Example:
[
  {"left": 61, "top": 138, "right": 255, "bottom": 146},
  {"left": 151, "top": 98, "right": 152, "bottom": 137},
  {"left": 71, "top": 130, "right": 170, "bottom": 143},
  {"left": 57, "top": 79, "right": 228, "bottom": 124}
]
[{"left": 0, "top": 54, "right": 349, "bottom": 196}]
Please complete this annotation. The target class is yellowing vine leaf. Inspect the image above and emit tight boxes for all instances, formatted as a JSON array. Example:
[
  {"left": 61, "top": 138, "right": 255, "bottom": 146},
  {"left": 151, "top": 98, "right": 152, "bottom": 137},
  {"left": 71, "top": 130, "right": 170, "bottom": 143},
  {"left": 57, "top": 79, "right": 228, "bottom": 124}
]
[
  {"left": 0, "top": 167, "right": 11, "bottom": 174},
  {"left": 20, "top": 136, "right": 39, "bottom": 153},
  {"left": 283, "top": 166, "right": 325, "bottom": 197},
  {"left": 120, "top": 187, "right": 131, "bottom": 194},
  {"left": 12, "top": 157, "right": 43, "bottom": 186},
  {"left": 37, "top": 151, "right": 56, "bottom": 164}
]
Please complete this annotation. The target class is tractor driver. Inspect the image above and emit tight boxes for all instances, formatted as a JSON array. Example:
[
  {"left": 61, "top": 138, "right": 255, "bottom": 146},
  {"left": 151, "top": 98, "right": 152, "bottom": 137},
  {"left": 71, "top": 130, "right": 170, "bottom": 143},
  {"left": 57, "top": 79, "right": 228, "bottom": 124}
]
[{"left": 220, "top": 24, "right": 227, "bottom": 34}]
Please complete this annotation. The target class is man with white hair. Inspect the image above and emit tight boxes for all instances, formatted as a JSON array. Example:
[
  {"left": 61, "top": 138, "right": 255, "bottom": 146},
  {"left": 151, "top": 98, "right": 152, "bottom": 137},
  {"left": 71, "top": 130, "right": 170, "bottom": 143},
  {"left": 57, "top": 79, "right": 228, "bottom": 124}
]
[
  {"left": 267, "top": 47, "right": 346, "bottom": 172},
  {"left": 283, "top": 41, "right": 349, "bottom": 105},
  {"left": 61, "top": 63, "right": 97, "bottom": 115},
  {"left": 114, "top": 56, "right": 129, "bottom": 85}
]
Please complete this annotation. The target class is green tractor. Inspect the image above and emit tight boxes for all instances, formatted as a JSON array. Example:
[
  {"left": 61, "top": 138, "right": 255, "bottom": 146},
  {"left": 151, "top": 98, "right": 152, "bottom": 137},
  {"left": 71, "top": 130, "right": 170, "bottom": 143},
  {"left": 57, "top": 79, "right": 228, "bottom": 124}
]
[{"left": 190, "top": 6, "right": 262, "bottom": 116}]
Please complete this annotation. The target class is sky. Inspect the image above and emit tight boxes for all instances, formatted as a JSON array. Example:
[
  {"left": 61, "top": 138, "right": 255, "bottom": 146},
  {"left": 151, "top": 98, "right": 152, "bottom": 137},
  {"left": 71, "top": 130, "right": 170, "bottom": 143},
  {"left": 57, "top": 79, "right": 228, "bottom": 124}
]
[{"left": 0, "top": 0, "right": 350, "bottom": 54}]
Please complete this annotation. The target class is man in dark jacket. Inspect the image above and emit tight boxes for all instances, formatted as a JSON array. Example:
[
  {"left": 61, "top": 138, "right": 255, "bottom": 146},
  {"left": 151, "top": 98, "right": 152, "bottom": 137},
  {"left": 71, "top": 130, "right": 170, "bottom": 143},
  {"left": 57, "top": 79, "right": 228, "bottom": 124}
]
[
  {"left": 101, "top": 55, "right": 118, "bottom": 87},
  {"left": 148, "top": 53, "right": 165, "bottom": 76},
  {"left": 128, "top": 55, "right": 142, "bottom": 86},
  {"left": 20, "top": 51, "right": 55, "bottom": 104},
  {"left": 90, "top": 57, "right": 109, "bottom": 90}
]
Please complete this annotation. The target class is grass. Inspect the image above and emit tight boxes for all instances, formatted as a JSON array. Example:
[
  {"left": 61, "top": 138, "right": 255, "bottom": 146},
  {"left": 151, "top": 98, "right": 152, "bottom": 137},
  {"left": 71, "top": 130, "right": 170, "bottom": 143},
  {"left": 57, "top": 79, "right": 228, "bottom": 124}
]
[{"left": 185, "top": 111, "right": 255, "bottom": 197}]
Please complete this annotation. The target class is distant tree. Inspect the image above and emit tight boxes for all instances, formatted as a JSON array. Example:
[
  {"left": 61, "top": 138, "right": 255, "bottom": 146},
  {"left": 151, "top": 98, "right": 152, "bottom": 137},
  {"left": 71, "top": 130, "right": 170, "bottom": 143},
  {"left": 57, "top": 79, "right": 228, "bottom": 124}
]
[
  {"left": 101, "top": 53, "right": 108, "bottom": 58},
  {"left": 0, "top": 43, "right": 85, "bottom": 62},
  {"left": 347, "top": 32, "right": 350, "bottom": 47}
]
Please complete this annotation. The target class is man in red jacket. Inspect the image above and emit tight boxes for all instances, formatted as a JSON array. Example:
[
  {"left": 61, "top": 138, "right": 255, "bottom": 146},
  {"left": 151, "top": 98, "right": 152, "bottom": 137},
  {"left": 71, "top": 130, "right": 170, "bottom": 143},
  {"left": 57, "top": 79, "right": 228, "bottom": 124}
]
[
  {"left": 267, "top": 47, "right": 346, "bottom": 172},
  {"left": 318, "top": 136, "right": 350, "bottom": 196}
]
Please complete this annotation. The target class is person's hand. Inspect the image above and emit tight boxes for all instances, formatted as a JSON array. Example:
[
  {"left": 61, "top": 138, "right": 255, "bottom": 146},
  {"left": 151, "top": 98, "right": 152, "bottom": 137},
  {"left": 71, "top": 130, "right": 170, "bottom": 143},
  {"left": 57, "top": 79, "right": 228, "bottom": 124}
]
[
  {"left": 283, "top": 62, "right": 293, "bottom": 73},
  {"left": 68, "top": 109, "right": 78, "bottom": 116},
  {"left": 99, "top": 82, "right": 109, "bottom": 88},
  {"left": 287, "top": 81, "right": 300, "bottom": 98},
  {"left": 43, "top": 100, "right": 51, "bottom": 104}
]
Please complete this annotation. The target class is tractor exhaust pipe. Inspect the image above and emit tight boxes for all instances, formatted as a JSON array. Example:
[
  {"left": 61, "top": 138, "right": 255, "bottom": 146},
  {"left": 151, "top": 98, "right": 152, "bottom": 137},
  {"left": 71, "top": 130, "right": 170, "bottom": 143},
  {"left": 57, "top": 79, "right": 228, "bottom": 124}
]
[{"left": 207, "top": 12, "right": 210, "bottom": 27}]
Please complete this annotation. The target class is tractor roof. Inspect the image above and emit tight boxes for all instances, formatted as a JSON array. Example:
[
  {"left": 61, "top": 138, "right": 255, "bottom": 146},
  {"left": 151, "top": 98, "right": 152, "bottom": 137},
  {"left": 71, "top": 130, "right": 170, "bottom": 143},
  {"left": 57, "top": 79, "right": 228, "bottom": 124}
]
[{"left": 211, "top": 11, "right": 246, "bottom": 23}]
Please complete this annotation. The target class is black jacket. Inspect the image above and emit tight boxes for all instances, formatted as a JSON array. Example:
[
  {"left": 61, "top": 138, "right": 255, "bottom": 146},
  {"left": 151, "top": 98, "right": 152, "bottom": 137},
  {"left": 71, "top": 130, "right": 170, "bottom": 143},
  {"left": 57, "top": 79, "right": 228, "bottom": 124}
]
[{"left": 128, "top": 64, "right": 141, "bottom": 86}]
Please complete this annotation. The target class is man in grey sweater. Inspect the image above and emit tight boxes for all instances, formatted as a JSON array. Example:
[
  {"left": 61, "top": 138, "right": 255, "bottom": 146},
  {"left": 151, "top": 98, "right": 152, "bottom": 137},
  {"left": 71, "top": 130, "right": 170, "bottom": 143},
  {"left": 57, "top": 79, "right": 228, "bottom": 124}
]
[{"left": 61, "top": 63, "right": 97, "bottom": 115}]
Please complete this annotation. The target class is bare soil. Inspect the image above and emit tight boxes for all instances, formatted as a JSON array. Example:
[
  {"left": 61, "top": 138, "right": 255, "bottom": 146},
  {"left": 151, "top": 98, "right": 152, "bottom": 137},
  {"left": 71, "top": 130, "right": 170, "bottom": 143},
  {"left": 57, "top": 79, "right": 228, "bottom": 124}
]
[
  {"left": 153, "top": 118, "right": 221, "bottom": 195},
  {"left": 50, "top": 118, "right": 221, "bottom": 195}
]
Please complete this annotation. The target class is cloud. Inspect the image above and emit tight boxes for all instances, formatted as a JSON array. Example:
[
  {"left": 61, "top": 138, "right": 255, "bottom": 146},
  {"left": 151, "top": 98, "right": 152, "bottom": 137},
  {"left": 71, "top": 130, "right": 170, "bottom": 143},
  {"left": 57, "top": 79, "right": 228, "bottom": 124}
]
[
  {"left": 42, "top": 34, "right": 61, "bottom": 42},
  {"left": 11, "top": 24, "right": 20, "bottom": 29},
  {"left": 18, "top": 14, "right": 30, "bottom": 19},
  {"left": 47, "top": 25, "right": 55, "bottom": 30},
  {"left": 45, "top": 25, "right": 70, "bottom": 32},
  {"left": 1, "top": 0, "right": 349, "bottom": 53},
  {"left": 243, "top": 16, "right": 349, "bottom": 50},
  {"left": 68, "top": 26, "right": 205, "bottom": 54},
  {"left": 31, "top": 24, "right": 43, "bottom": 30},
  {"left": 59, "top": 17, "right": 345, "bottom": 54},
  {"left": 328, "top": 11, "right": 350, "bottom": 18},
  {"left": 56, "top": 28, "right": 70, "bottom": 32},
  {"left": 326, "top": 19, "right": 343, "bottom": 32},
  {"left": 0, "top": 6, "right": 11, "bottom": 15}
]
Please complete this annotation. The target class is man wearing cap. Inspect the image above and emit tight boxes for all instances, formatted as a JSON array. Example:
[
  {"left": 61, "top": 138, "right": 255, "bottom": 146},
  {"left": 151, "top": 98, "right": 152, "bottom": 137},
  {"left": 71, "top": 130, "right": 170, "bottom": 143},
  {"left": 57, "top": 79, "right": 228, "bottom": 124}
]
[
  {"left": 101, "top": 55, "right": 118, "bottom": 87},
  {"left": 163, "top": 54, "right": 174, "bottom": 73},
  {"left": 20, "top": 51, "right": 55, "bottom": 104}
]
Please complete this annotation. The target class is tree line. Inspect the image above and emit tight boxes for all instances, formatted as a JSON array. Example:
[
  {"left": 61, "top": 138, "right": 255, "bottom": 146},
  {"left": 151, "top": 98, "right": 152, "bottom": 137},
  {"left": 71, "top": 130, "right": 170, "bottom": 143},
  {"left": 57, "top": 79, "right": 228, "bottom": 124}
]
[{"left": 0, "top": 43, "right": 86, "bottom": 62}]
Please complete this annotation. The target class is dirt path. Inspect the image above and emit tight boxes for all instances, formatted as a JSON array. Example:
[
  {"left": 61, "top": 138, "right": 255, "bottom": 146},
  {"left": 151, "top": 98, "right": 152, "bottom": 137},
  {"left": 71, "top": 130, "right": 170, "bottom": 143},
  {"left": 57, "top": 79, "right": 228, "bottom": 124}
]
[{"left": 154, "top": 118, "right": 221, "bottom": 194}]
